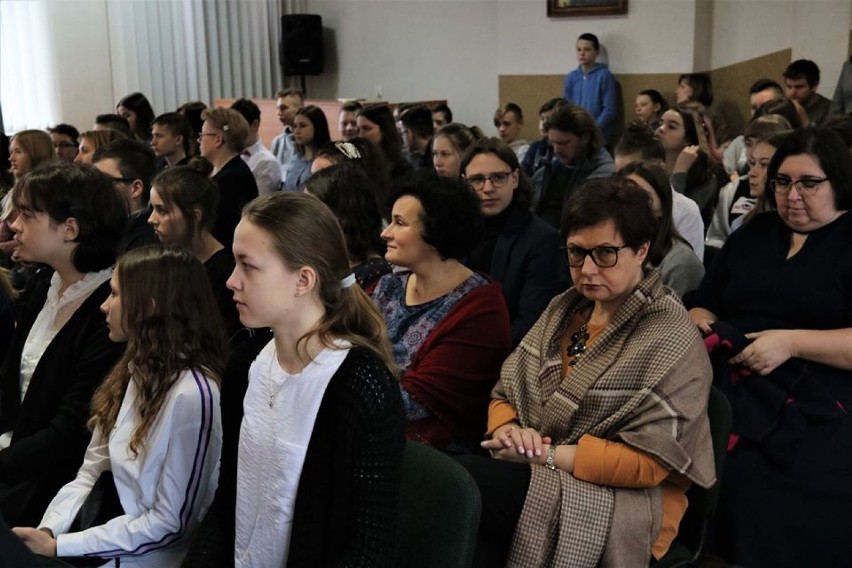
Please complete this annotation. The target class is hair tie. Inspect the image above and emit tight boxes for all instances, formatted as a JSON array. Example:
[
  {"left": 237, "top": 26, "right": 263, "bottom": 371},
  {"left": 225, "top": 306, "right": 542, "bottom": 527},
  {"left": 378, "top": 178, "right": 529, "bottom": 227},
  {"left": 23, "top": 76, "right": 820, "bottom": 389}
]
[{"left": 340, "top": 273, "right": 357, "bottom": 289}]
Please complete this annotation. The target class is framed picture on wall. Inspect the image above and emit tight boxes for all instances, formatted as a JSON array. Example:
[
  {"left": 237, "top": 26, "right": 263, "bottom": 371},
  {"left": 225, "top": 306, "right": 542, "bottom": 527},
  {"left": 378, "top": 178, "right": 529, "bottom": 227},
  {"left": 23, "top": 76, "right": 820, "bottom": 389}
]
[{"left": 547, "top": 0, "right": 627, "bottom": 18}]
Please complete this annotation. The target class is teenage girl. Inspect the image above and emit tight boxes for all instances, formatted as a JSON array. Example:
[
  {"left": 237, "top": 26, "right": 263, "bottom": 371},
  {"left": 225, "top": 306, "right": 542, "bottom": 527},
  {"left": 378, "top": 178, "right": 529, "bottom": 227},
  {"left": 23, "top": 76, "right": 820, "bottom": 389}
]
[
  {"left": 14, "top": 246, "right": 225, "bottom": 567},
  {"left": 226, "top": 192, "right": 405, "bottom": 567}
]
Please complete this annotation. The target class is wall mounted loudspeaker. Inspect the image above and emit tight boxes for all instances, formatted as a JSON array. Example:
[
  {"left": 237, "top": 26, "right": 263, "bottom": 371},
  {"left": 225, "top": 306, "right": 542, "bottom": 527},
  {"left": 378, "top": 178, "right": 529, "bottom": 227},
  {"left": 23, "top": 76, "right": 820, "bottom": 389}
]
[{"left": 280, "top": 14, "right": 324, "bottom": 76}]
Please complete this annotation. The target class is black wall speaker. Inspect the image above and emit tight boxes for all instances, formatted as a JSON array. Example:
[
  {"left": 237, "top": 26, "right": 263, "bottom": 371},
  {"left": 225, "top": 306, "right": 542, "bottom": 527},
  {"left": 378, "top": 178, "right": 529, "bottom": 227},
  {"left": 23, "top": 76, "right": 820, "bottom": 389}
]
[{"left": 280, "top": 14, "right": 324, "bottom": 76}]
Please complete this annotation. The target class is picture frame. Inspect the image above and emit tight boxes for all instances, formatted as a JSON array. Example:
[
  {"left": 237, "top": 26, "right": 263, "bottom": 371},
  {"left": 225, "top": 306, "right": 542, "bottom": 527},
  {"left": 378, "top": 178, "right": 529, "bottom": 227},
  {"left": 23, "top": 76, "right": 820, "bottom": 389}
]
[{"left": 547, "top": 0, "right": 627, "bottom": 18}]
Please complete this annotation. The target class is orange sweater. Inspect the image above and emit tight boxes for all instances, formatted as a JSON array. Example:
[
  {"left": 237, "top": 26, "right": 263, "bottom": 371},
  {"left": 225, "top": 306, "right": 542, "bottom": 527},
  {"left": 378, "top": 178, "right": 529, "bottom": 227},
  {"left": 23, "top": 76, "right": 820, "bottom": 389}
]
[{"left": 487, "top": 314, "right": 690, "bottom": 559}]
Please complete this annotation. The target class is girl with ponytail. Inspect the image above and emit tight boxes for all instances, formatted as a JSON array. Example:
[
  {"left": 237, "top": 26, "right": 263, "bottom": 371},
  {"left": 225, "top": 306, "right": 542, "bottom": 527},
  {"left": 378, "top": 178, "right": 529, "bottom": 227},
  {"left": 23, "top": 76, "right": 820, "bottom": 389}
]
[{"left": 225, "top": 191, "right": 404, "bottom": 567}]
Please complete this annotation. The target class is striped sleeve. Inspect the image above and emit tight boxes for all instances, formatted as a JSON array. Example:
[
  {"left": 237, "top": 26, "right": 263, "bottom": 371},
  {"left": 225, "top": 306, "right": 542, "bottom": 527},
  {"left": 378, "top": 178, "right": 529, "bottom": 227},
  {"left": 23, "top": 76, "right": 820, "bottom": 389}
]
[{"left": 57, "top": 370, "right": 221, "bottom": 559}]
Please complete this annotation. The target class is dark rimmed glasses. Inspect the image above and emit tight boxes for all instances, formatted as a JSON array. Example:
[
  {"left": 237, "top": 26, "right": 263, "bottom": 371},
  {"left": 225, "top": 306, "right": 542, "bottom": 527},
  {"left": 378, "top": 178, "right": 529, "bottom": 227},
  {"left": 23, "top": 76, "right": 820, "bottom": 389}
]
[
  {"left": 465, "top": 170, "right": 514, "bottom": 191},
  {"left": 769, "top": 176, "right": 829, "bottom": 195},
  {"left": 561, "top": 244, "right": 630, "bottom": 268}
]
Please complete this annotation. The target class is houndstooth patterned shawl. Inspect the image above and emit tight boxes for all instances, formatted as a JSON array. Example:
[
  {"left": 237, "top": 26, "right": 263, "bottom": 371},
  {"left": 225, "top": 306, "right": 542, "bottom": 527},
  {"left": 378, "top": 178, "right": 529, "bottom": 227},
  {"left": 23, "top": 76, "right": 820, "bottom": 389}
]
[{"left": 495, "top": 269, "right": 715, "bottom": 567}]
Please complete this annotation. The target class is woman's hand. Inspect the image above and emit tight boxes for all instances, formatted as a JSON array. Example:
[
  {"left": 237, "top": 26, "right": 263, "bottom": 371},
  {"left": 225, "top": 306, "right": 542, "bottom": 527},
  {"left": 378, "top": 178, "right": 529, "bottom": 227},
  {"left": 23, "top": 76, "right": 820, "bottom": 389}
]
[
  {"left": 729, "top": 329, "right": 794, "bottom": 375},
  {"left": 12, "top": 527, "right": 57, "bottom": 557},
  {"left": 688, "top": 307, "right": 717, "bottom": 335},
  {"left": 674, "top": 145, "right": 701, "bottom": 173},
  {"left": 483, "top": 423, "right": 551, "bottom": 462}
]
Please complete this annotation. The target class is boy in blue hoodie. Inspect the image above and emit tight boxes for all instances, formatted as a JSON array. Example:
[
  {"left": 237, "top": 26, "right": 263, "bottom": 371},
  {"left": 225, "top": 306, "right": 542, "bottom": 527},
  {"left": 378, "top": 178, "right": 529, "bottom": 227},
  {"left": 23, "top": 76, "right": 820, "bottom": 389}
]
[{"left": 563, "top": 33, "right": 618, "bottom": 145}]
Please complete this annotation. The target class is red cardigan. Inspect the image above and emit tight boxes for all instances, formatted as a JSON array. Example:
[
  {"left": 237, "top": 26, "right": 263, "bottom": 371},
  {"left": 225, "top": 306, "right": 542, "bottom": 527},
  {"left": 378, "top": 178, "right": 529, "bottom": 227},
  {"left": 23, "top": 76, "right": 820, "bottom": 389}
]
[{"left": 402, "top": 280, "right": 511, "bottom": 449}]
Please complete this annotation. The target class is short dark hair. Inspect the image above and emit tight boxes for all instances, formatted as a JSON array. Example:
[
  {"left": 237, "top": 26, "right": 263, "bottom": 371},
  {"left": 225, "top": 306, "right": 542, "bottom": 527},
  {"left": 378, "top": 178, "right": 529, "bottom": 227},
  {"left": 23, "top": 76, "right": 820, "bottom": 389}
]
[
  {"left": 48, "top": 124, "right": 80, "bottom": 144},
  {"left": 95, "top": 114, "right": 133, "bottom": 138},
  {"left": 230, "top": 98, "right": 261, "bottom": 125},
  {"left": 577, "top": 33, "right": 600, "bottom": 51},
  {"left": 678, "top": 73, "right": 714, "bottom": 106},
  {"left": 459, "top": 137, "right": 533, "bottom": 208},
  {"left": 151, "top": 112, "right": 192, "bottom": 154},
  {"left": 544, "top": 104, "right": 603, "bottom": 156},
  {"left": 12, "top": 164, "right": 128, "bottom": 272},
  {"left": 561, "top": 178, "right": 656, "bottom": 253},
  {"left": 92, "top": 138, "right": 157, "bottom": 203},
  {"left": 431, "top": 103, "right": 452, "bottom": 124},
  {"left": 340, "top": 100, "right": 364, "bottom": 114},
  {"left": 400, "top": 105, "right": 435, "bottom": 139},
  {"left": 614, "top": 121, "right": 665, "bottom": 162},
  {"left": 765, "top": 127, "right": 852, "bottom": 210},
  {"left": 539, "top": 97, "right": 569, "bottom": 115},
  {"left": 749, "top": 78, "right": 783, "bottom": 96},
  {"left": 783, "top": 59, "right": 821, "bottom": 87},
  {"left": 305, "top": 162, "right": 386, "bottom": 264},
  {"left": 390, "top": 171, "right": 483, "bottom": 260}
]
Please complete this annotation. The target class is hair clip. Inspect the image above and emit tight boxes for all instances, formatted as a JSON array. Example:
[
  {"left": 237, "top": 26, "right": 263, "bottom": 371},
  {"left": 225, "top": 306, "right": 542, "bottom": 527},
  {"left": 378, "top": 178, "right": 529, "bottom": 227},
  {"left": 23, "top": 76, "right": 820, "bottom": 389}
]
[
  {"left": 335, "top": 141, "right": 361, "bottom": 160},
  {"left": 222, "top": 124, "right": 231, "bottom": 132}
]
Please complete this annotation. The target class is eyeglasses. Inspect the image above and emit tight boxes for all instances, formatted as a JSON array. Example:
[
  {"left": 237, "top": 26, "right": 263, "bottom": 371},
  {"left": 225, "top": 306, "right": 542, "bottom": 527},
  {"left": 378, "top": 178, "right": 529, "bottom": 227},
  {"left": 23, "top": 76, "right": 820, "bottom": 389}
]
[
  {"left": 770, "top": 176, "right": 829, "bottom": 195},
  {"left": 198, "top": 132, "right": 218, "bottom": 140},
  {"left": 465, "top": 170, "right": 514, "bottom": 190},
  {"left": 561, "top": 244, "right": 630, "bottom": 268}
]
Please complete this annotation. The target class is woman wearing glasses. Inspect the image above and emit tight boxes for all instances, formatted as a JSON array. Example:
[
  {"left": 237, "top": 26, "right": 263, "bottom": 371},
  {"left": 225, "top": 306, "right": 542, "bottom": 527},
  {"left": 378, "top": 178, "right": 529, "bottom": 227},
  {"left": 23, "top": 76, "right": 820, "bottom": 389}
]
[
  {"left": 685, "top": 127, "right": 852, "bottom": 567},
  {"left": 459, "top": 178, "right": 715, "bottom": 567},
  {"left": 460, "top": 138, "right": 568, "bottom": 345},
  {"left": 373, "top": 172, "right": 511, "bottom": 452}
]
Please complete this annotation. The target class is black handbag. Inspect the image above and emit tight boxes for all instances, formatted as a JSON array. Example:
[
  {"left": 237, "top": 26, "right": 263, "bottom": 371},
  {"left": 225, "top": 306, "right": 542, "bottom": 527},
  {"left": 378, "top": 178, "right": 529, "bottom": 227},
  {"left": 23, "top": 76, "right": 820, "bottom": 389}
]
[{"left": 62, "top": 471, "right": 124, "bottom": 567}]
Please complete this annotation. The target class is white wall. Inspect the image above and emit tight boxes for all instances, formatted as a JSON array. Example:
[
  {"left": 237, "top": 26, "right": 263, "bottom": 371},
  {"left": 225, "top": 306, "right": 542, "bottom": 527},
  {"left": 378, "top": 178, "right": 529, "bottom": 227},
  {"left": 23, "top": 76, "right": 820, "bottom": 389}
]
[
  {"left": 24, "top": 0, "right": 852, "bottom": 134},
  {"left": 710, "top": 0, "right": 850, "bottom": 97},
  {"left": 306, "top": 0, "right": 498, "bottom": 133},
  {"left": 44, "top": 0, "right": 114, "bottom": 130}
]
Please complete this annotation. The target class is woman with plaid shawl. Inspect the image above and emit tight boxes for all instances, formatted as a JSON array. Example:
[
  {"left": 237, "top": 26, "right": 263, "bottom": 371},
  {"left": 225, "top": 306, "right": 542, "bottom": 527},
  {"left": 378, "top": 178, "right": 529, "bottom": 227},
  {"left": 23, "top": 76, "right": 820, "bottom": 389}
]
[{"left": 459, "top": 178, "right": 715, "bottom": 567}]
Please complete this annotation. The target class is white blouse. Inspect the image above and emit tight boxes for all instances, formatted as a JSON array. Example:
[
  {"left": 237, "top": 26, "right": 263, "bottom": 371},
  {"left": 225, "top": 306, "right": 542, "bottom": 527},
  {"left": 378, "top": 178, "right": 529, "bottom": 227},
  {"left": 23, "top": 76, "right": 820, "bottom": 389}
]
[{"left": 235, "top": 340, "right": 349, "bottom": 568}]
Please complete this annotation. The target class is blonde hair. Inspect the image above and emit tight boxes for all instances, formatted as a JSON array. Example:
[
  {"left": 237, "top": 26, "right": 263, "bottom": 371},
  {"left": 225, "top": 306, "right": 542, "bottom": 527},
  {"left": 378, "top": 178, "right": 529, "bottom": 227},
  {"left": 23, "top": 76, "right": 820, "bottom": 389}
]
[
  {"left": 201, "top": 107, "right": 249, "bottom": 153},
  {"left": 10, "top": 130, "right": 54, "bottom": 173},
  {"left": 241, "top": 192, "right": 394, "bottom": 367},
  {"left": 80, "top": 129, "right": 127, "bottom": 152}
]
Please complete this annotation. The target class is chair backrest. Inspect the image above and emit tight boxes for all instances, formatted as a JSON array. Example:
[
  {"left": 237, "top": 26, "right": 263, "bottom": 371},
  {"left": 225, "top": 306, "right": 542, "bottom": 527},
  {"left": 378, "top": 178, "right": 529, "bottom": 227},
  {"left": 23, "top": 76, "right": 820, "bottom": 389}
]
[
  {"left": 395, "top": 441, "right": 482, "bottom": 568},
  {"left": 665, "top": 384, "right": 733, "bottom": 564}
]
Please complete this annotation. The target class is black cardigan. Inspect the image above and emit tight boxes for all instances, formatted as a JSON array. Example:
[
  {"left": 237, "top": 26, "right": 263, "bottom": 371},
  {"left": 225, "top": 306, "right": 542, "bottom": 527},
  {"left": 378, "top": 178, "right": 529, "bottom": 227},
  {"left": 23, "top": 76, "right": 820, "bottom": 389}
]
[
  {"left": 183, "top": 345, "right": 405, "bottom": 568},
  {"left": 0, "top": 269, "right": 125, "bottom": 526}
]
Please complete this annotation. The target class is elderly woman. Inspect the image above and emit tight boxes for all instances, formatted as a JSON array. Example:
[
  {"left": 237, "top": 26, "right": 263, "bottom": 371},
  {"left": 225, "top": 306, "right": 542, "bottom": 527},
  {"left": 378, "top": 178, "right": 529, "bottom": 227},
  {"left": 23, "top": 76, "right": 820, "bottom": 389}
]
[
  {"left": 373, "top": 172, "right": 511, "bottom": 452},
  {"left": 460, "top": 178, "right": 715, "bottom": 567},
  {"left": 685, "top": 127, "right": 852, "bottom": 567}
]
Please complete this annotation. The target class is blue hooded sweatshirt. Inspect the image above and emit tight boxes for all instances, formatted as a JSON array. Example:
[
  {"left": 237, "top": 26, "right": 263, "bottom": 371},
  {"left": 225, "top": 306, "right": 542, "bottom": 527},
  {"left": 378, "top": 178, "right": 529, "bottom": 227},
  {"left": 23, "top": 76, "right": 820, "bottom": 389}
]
[{"left": 562, "top": 63, "right": 618, "bottom": 144}]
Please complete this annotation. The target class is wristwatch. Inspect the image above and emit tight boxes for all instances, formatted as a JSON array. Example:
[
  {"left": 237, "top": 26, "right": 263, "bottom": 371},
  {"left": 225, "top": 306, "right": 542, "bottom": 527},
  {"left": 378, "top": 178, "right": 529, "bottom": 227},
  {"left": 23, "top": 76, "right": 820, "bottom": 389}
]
[{"left": 545, "top": 444, "right": 557, "bottom": 471}]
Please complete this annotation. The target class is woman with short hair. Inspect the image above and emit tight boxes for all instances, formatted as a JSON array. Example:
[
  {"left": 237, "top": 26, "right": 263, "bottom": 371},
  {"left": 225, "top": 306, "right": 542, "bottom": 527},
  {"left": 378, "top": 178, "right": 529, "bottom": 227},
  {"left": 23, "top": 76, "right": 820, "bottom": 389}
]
[
  {"left": 198, "top": 108, "right": 258, "bottom": 249},
  {"left": 461, "top": 178, "right": 714, "bottom": 567},
  {"left": 373, "top": 172, "right": 512, "bottom": 451}
]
